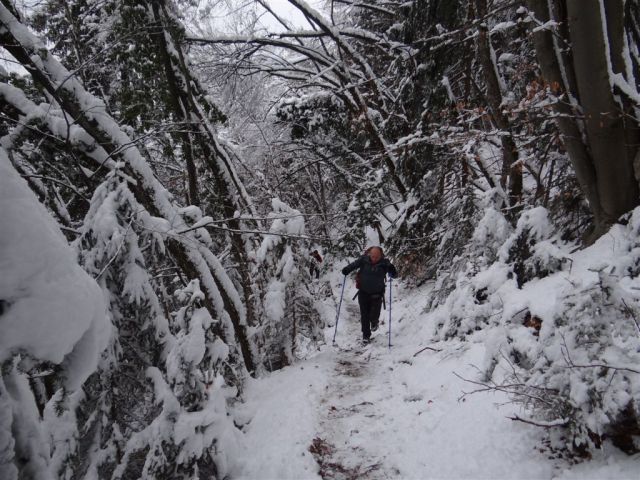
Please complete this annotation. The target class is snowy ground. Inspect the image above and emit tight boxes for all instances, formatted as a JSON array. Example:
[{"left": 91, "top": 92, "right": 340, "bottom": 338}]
[{"left": 233, "top": 277, "right": 639, "bottom": 480}]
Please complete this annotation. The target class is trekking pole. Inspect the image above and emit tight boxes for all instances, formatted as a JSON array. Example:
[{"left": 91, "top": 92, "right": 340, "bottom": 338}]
[
  {"left": 333, "top": 276, "right": 346, "bottom": 344},
  {"left": 388, "top": 276, "right": 393, "bottom": 349}
]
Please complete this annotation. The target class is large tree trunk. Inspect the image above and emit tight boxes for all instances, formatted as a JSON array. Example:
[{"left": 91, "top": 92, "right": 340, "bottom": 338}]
[
  {"left": 526, "top": 0, "right": 604, "bottom": 230},
  {"left": 527, "top": 0, "right": 639, "bottom": 240},
  {"left": 566, "top": 0, "right": 639, "bottom": 231}
]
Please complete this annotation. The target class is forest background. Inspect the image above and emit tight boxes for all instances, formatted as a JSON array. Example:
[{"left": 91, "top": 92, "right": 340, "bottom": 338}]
[{"left": 1, "top": 0, "right": 640, "bottom": 478}]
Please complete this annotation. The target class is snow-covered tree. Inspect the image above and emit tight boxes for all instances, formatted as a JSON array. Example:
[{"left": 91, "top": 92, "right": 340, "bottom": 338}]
[
  {"left": 0, "top": 2, "right": 255, "bottom": 476},
  {"left": 253, "top": 199, "right": 324, "bottom": 370},
  {"left": 0, "top": 147, "right": 109, "bottom": 479}
]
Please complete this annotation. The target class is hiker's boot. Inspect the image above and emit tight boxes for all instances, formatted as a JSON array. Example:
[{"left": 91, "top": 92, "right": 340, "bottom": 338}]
[{"left": 371, "top": 322, "right": 379, "bottom": 332}]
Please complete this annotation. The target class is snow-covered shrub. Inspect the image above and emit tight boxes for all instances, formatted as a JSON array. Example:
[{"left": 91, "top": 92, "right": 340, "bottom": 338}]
[
  {"left": 430, "top": 202, "right": 513, "bottom": 340},
  {"left": 419, "top": 186, "right": 509, "bottom": 309},
  {"left": 432, "top": 262, "right": 514, "bottom": 341},
  {"left": 111, "top": 279, "right": 243, "bottom": 480},
  {"left": 431, "top": 207, "right": 564, "bottom": 343},
  {"left": 482, "top": 210, "right": 640, "bottom": 455},
  {"left": 505, "top": 272, "right": 640, "bottom": 454},
  {"left": 470, "top": 205, "right": 512, "bottom": 267},
  {"left": 276, "top": 92, "right": 347, "bottom": 139},
  {"left": 499, "top": 207, "right": 568, "bottom": 288},
  {"left": 396, "top": 179, "right": 479, "bottom": 296},
  {"left": 431, "top": 205, "right": 640, "bottom": 455}
]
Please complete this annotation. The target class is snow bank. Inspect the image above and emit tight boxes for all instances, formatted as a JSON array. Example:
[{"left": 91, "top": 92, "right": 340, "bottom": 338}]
[
  {"left": 428, "top": 205, "right": 640, "bottom": 454},
  {"left": 234, "top": 358, "right": 329, "bottom": 479}
]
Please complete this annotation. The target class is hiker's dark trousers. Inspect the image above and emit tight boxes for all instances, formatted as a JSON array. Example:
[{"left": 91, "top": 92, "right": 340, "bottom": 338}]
[{"left": 358, "top": 291, "right": 383, "bottom": 340}]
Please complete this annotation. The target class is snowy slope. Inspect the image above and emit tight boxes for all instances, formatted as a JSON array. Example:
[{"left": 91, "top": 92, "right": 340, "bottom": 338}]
[{"left": 233, "top": 272, "right": 638, "bottom": 479}]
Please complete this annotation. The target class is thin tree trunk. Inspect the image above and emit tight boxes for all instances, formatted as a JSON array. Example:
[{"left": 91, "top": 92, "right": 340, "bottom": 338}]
[
  {"left": 150, "top": 12, "right": 200, "bottom": 206},
  {"left": 315, "top": 162, "right": 331, "bottom": 239},
  {"left": 151, "top": 1, "right": 260, "bottom": 334},
  {"left": 474, "top": 0, "right": 522, "bottom": 212},
  {"left": 550, "top": 0, "right": 580, "bottom": 103}
]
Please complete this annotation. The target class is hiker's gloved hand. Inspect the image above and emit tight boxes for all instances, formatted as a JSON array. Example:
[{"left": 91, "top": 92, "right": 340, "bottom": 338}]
[
  {"left": 341, "top": 267, "right": 349, "bottom": 275},
  {"left": 387, "top": 266, "right": 398, "bottom": 278}
]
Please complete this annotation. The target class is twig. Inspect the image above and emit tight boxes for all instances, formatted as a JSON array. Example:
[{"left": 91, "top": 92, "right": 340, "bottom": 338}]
[
  {"left": 453, "top": 372, "right": 554, "bottom": 406},
  {"left": 561, "top": 363, "right": 640, "bottom": 375},
  {"left": 559, "top": 332, "right": 640, "bottom": 374},
  {"left": 508, "top": 414, "right": 569, "bottom": 428},
  {"left": 621, "top": 298, "right": 640, "bottom": 336},
  {"left": 499, "top": 349, "right": 522, "bottom": 384},
  {"left": 95, "top": 218, "right": 133, "bottom": 280},
  {"left": 413, "top": 345, "right": 442, "bottom": 357},
  {"left": 177, "top": 222, "right": 332, "bottom": 242}
]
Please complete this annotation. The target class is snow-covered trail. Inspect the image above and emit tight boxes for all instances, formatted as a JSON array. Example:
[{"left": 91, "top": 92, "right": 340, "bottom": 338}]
[
  {"left": 310, "top": 302, "right": 398, "bottom": 479},
  {"left": 308, "top": 301, "right": 552, "bottom": 480},
  {"left": 233, "top": 281, "right": 637, "bottom": 480}
]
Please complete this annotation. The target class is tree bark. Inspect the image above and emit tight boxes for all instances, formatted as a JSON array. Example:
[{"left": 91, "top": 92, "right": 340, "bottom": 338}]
[
  {"left": 526, "top": 0, "right": 604, "bottom": 229},
  {"left": 150, "top": 11, "right": 200, "bottom": 206},
  {"left": 566, "top": 0, "right": 638, "bottom": 227},
  {"left": 526, "top": 0, "right": 640, "bottom": 240},
  {"left": 604, "top": 0, "right": 640, "bottom": 185}
]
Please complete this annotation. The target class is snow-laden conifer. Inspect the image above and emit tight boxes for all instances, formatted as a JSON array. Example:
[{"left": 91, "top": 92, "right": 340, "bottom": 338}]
[{"left": 253, "top": 199, "right": 324, "bottom": 369}]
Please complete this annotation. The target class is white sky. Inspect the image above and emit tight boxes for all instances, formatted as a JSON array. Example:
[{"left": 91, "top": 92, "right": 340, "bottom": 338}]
[
  {"left": 0, "top": 0, "right": 330, "bottom": 74},
  {"left": 193, "top": 0, "right": 330, "bottom": 35},
  {"left": 257, "top": 0, "right": 329, "bottom": 30}
]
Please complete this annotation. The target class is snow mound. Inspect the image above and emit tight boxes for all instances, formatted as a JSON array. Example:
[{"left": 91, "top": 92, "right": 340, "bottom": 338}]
[{"left": 0, "top": 150, "right": 109, "bottom": 389}]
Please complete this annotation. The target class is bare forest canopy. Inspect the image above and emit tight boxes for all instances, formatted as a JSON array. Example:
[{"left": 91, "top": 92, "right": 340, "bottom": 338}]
[{"left": 1, "top": 0, "right": 640, "bottom": 478}]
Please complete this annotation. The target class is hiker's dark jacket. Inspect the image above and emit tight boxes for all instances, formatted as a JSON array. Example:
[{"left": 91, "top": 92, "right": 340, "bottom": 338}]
[{"left": 342, "top": 256, "right": 397, "bottom": 294}]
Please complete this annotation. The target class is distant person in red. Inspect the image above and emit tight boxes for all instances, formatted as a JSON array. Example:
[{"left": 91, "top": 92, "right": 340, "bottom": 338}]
[
  {"left": 309, "top": 249, "right": 323, "bottom": 279},
  {"left": 341, "top": 246, "right": 397, "bottom": 343}
]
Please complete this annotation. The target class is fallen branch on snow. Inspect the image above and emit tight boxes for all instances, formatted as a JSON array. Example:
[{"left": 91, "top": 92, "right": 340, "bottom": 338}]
[
  {"left": 413, "top": 346, "right": 443, "bottom": 357},
  {"left": 508, "top": 414, "right": 569, "bottom": 428}
]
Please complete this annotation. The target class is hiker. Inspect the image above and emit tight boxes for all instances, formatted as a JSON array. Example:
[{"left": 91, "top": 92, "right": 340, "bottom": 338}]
[
  {"left": 309, "top": 249, "right": 323, "bottom": 279},
  {"left": 341, "top": 246, "right": 397, "bottom": 343}
]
